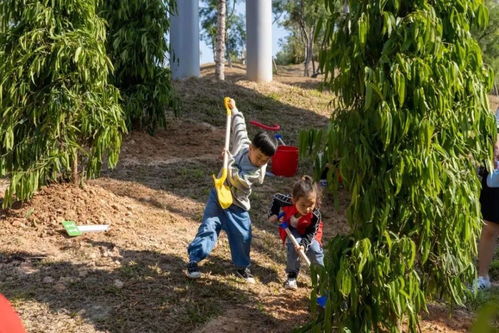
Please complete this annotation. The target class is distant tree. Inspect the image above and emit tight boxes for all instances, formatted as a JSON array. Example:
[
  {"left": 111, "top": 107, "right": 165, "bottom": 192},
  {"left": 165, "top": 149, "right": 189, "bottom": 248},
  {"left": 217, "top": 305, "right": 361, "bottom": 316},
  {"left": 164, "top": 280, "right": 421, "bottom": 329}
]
[
  {"left": 200, "top": 0, "right": 246, "bottom": 66},
  {"left": 0, "top": 0, "right": 125, "bottom": 207},
  {"left": 272, "top": 0, "right": 287, "bottom": 23},
  {"left": 274, "top": 0, "right": 329, "bottom": 76},
  {"left": 275, "top": 32, "right": 305, "bottom": 65},
  {"left": 226, "top": 10, "right": 246, "bottom": 67}
]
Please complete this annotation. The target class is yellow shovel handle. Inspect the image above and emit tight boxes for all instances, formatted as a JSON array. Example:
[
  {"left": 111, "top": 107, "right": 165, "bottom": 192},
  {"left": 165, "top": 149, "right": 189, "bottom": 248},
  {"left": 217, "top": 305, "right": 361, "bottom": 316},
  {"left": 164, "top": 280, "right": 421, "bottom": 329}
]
[{"left": 224, "top": 97, "right": 232, "bottom": 116}]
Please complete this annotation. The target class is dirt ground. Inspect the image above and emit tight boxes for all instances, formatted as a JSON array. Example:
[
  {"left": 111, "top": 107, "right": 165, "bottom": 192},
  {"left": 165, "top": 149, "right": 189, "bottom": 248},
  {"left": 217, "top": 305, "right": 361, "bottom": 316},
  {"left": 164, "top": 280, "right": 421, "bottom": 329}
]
[{"left": 0, "top": 64, "right": 497, "bottom": 332}]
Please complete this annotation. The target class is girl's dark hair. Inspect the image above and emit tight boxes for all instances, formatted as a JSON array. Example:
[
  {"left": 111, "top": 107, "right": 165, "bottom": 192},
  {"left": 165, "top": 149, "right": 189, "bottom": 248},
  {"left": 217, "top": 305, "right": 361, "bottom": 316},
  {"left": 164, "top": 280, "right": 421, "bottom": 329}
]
[
  {"left": 292, "top": 175, "right": 322, "bottom": 207},
  {"left": 252, "top": 131, "right": 277, "bottom": 156}
]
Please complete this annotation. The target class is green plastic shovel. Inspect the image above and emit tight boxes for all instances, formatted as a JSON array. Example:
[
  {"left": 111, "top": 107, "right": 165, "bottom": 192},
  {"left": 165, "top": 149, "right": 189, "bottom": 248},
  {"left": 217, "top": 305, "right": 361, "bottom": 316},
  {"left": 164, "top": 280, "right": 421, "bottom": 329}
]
[{"left": 213, "top": 97, "right": 233, "bottom": 209}]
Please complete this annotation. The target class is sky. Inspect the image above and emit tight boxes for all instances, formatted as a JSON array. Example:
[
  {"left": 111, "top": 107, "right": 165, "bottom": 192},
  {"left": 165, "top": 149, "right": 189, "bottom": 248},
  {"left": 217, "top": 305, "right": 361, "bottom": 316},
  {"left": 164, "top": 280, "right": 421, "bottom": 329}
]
[{"left": 199, "top": 2, "right": 290, "bottom": 65}]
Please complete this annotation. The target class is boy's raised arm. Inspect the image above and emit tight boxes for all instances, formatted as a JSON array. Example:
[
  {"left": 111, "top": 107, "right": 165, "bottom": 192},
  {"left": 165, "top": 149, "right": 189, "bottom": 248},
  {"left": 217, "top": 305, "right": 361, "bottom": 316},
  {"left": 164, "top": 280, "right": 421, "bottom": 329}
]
[{"left": 229, "top": 106, "right": 251, "bottom": 155}]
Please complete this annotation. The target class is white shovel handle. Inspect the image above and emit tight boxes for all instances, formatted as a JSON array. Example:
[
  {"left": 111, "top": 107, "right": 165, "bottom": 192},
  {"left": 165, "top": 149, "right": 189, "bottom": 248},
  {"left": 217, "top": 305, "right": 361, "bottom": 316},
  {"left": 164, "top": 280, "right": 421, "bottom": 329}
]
[
  {"left": 222, "top": 97, "right": 232, "bottom": 169},
  {"left": 284, "top": 228, "right": 311, "bottom": 266}
]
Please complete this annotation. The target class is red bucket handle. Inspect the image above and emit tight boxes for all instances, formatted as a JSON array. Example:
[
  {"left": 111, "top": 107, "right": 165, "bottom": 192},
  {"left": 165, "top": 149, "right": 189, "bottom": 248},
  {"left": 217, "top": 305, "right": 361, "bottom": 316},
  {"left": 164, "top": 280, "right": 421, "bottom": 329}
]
[{"left": 249, "top": 121, "right": 280, "bottom": 131}]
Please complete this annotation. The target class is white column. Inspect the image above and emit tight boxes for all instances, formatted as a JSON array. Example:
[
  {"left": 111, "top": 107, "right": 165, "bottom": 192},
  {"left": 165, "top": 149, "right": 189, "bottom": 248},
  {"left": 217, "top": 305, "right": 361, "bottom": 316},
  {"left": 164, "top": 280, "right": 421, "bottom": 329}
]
[
  {"left": 170, "top": 0, "right": 200, "bottom": 79},
  {"left": 246, "top": 0, "right": 272, "bottom": 82}
]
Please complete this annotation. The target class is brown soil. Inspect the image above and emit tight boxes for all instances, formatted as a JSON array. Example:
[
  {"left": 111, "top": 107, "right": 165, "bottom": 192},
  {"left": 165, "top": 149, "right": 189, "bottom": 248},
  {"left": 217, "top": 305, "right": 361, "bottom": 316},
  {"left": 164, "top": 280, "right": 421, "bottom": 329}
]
[{"left": 0, "top": 64, "right": 496, "bottom": 332}]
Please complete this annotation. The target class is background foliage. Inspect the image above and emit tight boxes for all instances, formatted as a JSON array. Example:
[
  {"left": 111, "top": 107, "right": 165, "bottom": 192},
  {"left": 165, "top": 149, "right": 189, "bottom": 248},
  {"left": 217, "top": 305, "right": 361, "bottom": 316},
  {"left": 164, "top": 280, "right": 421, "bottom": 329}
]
[
  {"left": 472, "top": 0, "right": 499, "bottom": 89},
  {"left": 273, "top": 0, "right": 329, "bottom": 76},
  {"left": 200, "top": 0, "right": 246, "bottom": 66}
]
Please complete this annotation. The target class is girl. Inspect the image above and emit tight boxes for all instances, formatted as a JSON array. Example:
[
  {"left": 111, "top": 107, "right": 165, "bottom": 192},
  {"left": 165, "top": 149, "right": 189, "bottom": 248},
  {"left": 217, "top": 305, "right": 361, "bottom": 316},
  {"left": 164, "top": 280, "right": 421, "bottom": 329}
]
[{"left": 268, "top": 175, "right": 324, "bottom": 290}]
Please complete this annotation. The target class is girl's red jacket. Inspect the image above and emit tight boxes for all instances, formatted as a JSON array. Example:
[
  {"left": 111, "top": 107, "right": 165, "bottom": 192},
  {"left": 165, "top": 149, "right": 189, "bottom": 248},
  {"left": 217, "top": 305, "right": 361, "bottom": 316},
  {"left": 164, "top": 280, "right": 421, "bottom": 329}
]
[{"left": 268, "top": 193, "right": 323, "bottom": 251}]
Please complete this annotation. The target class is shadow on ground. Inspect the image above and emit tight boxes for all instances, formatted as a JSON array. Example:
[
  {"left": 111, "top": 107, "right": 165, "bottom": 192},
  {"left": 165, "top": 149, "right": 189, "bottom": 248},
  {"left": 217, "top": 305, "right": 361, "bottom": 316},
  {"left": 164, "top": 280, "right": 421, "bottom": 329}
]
[{"left": 0, "top": 243, "right": 306, "bottom": 332}]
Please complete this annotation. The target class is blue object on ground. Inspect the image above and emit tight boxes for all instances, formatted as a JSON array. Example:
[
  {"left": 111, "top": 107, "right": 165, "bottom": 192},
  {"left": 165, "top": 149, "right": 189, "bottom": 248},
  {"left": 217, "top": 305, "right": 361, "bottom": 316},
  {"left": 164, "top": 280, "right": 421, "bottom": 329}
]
[
  {"left": 274, "top": 133, "right": 286, "bottom": 146},
  {"left": 316, "top": 295, "right": 328, "bottom": 308}
]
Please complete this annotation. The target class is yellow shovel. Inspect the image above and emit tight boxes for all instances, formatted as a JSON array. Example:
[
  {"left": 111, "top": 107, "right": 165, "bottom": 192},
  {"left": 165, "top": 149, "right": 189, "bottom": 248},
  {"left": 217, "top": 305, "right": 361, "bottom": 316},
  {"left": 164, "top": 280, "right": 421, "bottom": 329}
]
[{"left": 213, "top": 97, "right": 233, "bottom": 209}]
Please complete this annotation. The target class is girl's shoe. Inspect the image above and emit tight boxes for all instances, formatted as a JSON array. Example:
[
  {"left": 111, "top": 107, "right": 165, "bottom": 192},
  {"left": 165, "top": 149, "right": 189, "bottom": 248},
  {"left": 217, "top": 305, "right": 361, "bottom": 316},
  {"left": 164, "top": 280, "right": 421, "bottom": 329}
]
[
  {"left": 475, "top": 276, "right": 491, "bottom": 290},
  {"left": 285, "top": 278, "right": 298, "bottom": 290}
]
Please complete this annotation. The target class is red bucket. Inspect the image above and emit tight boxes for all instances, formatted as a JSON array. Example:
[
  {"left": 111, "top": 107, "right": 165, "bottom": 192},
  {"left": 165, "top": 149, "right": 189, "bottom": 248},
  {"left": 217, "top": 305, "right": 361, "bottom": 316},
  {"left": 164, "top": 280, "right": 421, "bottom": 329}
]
[{"left": 272, "top": 146, "right": 299, "bottom": 177}]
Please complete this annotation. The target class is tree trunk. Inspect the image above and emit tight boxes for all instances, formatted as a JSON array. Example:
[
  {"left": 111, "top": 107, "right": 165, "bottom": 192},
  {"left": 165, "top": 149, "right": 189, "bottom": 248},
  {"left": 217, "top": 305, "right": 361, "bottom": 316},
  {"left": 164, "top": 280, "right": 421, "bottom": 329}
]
[
  {"left": 226, "top": 0, "right": 236, "bottom": 69},
  {"left": 72, "top": 151, "right": 78, "bottom": 185},
  {"left": 273, "top": 57, "right": 278, "bottom": 75},
  {"left": 297, "top": 0, "right": 311, "bottom": 77},
  {"left": 311, "top": 27, "right": 316, "bottom": 76},
  {"left": 211, "top": 39, "right": 216, "bottom": 66},
  {"left": 312, "top": 55, "right": 316, "bottom": 76},
  {"left": 303, "top": 31, "right": 313, "bottom": 77},
  {"left": 215, "top": 0, "right": 226, "bottom": 80},
  {"left": 303, "top": 44, "right": 307, "bottom": 76},
  {"left": 226, "top": 32, "right": 232, "bottom": 68}
]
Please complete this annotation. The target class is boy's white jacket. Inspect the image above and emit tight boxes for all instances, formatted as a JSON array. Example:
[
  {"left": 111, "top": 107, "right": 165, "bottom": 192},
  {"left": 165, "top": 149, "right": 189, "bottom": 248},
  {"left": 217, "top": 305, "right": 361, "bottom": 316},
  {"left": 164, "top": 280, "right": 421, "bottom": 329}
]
[{"left": 219, "top": 107, "right": 266, "bottom": 211}]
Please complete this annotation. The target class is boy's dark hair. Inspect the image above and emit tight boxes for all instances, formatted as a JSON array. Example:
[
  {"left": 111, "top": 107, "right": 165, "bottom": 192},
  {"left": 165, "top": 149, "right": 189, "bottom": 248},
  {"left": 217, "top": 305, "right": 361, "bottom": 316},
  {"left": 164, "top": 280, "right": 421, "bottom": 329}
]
[
  {"left": 252, "top": 131, "right": 277, "bottom": 156},
  {"left": 292, "top": 175, "right": 322, "bottom": 208}
]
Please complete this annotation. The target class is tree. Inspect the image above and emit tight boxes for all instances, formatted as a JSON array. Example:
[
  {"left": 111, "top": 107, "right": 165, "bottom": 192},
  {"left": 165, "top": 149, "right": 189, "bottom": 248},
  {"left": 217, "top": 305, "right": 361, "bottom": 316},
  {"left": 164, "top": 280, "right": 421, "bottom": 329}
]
[
  {"left": 225, "top": 10, "right": 246, "bottom": 67},
  {"left": 275, "top": 0, "right": 328, "bottom": 76},
  {"left": 472, "top": 0, "right": 499, "bottom": 89},
  {"left": 216, "top": 0, "right": 227, "bottom": 80},
  {"left": 200, "top": 0, "right": 246, "bottom": 67},
  {"left": 300, "top": 0, "right": 495, "bottom": 331},
  {"left": 275, "top": 32, "right": 305, "bottom": 65},
  {"left": 100, "top": 0, "right": 179, "bottom": 134},
  {"left": 0, "top": 0, "right": 125, "bottom": 207}
]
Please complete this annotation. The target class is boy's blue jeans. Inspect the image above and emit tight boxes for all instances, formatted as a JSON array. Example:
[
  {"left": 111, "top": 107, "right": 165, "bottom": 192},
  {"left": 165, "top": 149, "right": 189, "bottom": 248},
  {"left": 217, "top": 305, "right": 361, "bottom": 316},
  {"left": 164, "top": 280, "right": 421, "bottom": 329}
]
[
  {"left": 286, "top": 228, "right": 324, "bottom": 276},
  {"left": 188, "top": 189, "right": 252, "bottom": 269}
]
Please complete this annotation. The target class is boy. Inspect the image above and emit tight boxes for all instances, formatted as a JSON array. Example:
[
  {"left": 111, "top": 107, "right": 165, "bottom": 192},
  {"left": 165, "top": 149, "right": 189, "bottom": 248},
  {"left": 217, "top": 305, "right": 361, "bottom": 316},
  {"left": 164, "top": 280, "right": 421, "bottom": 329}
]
[{"left": 186, "top": 99, "right": 277, "bottom": 283}]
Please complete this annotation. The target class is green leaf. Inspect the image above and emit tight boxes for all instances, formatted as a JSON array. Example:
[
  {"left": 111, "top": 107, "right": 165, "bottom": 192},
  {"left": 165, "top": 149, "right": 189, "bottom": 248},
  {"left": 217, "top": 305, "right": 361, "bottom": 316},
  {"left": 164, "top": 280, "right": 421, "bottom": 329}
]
[{"left": 74, "top": 46, "right": 82, "bottom": 63}]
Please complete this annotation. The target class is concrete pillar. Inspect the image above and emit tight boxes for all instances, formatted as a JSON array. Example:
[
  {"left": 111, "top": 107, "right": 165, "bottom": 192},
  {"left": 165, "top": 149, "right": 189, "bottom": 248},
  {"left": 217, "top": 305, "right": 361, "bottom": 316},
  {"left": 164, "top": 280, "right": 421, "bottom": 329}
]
[
  {"left": 170, "top": 0, "right": 200, "bottom": 79},
  {"left": 246, "top": 0, "right": 272, "bottom": 82}
]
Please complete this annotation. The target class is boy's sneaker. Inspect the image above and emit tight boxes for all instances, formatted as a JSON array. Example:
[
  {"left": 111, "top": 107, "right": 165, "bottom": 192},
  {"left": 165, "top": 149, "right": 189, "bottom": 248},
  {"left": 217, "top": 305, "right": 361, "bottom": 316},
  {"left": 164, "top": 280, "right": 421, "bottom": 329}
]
[
  {"left": 285, "top": 278, "right": 298, "bottom": 290},
  {"left": 236, "top": 268, "right": 255, "bottom": 284},
  {"left": 475, "top": 276, "right": 491, "bottom": 290},
  {"left": 187, "top": 262, "right": 201, "bottom": 279}
]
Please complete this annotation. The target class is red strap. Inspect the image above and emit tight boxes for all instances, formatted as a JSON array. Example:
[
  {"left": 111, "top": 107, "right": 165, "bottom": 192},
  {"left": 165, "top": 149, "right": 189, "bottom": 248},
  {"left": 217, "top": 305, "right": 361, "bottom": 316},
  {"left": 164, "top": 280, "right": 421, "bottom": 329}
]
[{"left": 249, "top": 121, "right": 280, "bottom": 131}]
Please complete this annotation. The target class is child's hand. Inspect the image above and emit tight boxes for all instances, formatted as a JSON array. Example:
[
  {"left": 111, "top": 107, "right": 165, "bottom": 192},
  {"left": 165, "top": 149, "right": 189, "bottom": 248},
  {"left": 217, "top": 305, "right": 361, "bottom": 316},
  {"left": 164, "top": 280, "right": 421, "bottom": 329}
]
[
  {"left": 268, "top": 215, "right": 278, "bottom": 223},
  {"left": 218, "top": 149, "right": 230, "bottom": 161},
  {"left": 227, "top": 98, "right": 236, "bottom": 110},
  {"left": 295, "top": 245, "right": 305, "bottom": 253}
]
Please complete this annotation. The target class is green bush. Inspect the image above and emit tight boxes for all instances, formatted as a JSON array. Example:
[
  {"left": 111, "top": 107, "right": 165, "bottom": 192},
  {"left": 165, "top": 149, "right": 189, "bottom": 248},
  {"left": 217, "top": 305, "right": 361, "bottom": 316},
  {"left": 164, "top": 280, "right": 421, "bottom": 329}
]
[
  {"left": 472, "top": 0, "right": 499, "bottom": 88},
  {"left": 0, "top": 0, "right": 125, "bottom": 207},
  {"left": 300, "top": 0, "right": 496, "bottom": 331},
  {"left": 100, "top": 0, "right": 179, "bottom": 134},
  {"left": 472, "top": 296, "right": 499, "bottom": 332}
]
